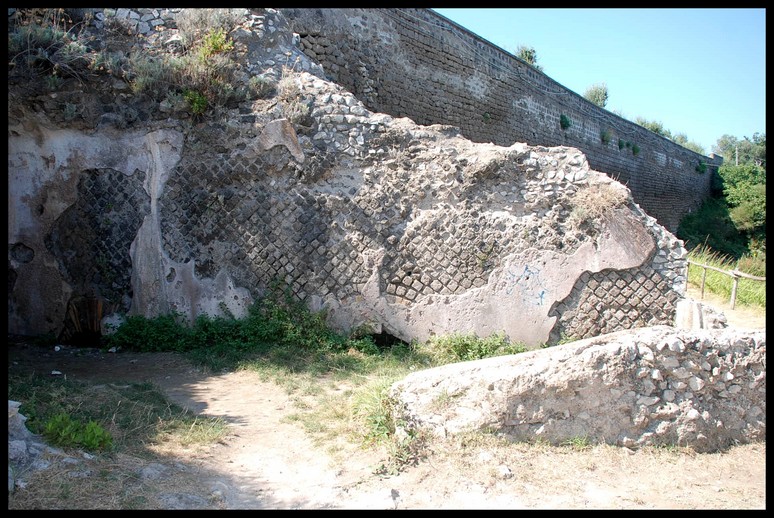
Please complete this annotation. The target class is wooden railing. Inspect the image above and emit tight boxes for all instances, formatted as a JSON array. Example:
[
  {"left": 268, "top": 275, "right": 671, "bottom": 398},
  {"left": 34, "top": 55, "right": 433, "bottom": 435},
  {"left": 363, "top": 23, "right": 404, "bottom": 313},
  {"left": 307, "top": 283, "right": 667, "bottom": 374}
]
[{"left": 687, "top": 260, "right": 766, "bottom": 309}]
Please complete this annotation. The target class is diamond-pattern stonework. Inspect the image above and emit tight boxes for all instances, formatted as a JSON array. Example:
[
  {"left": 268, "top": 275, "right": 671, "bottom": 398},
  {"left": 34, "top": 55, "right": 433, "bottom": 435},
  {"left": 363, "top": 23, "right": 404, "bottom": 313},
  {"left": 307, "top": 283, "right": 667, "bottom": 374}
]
[
  {"left": 548, "top": 266, "right": 680, "bottom": 343},
  {"left": 45, "top": 168, "right": 150, "bottom": 307},
  {"left": 160, "top": 156, "right": 377, "bottom": 302},
  {"left": 159, "top": 152, "right": 540, "bottom": 306}
]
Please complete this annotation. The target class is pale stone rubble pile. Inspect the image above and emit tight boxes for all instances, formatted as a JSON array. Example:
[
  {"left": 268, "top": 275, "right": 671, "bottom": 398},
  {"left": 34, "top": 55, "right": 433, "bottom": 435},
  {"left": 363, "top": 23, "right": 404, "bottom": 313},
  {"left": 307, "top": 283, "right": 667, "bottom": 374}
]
[{"left": 390, "top": 325, "right": 765, "bottom": 453}]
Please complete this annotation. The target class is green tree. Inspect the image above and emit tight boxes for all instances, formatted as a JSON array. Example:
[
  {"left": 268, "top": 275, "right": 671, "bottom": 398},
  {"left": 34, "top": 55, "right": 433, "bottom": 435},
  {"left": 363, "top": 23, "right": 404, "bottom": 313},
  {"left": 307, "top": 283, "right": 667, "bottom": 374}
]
[
  {"left": 683, "top": 141, "right": 706, "bottom": 155},
  {"left": 719, "top": 163, "right": 766, "bottom": 240},
  {"left": 583, "top": 82, "right": 608, "bottom": 108},
  {"left": 515, "top": 45, "right": 542, "bottom": 71},
  {"left": 712, "top": 133, "right": 766, "bottom": 167},
  {"left": 678, "top": 133, "right": 766, "bottom": 258}
]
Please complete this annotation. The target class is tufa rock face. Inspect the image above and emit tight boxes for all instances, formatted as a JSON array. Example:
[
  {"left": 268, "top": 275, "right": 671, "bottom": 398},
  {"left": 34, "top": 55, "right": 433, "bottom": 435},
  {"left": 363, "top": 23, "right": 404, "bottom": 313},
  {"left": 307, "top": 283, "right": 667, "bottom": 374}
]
[
  {"left": 389, "top": 326, "right": 766, "bottom": 452},
  {"left": 8, "top": 8, "right": 686, "bottom": 346}
]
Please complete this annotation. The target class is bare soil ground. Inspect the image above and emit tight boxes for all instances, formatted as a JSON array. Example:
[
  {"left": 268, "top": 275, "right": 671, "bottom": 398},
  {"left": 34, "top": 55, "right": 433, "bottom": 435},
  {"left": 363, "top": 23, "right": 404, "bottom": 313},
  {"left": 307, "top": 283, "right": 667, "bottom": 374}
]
[{"left": 7, "top": 291, "right": 765, "bottom": 509}]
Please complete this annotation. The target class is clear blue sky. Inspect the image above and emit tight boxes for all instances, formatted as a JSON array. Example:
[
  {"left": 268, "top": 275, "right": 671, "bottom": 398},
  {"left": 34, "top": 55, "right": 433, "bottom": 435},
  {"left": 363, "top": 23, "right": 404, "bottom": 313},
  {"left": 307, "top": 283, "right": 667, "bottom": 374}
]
[{"left": 433, "top": 8, "right": 766, "bottom": 155}]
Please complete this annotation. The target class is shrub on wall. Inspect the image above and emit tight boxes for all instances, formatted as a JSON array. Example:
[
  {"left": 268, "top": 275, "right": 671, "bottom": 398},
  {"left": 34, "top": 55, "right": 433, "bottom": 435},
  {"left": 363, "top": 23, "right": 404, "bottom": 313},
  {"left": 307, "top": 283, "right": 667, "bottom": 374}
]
[
  {"left": 560, "top": 114, "right": 572, "bottom": 131},
  {"left": 600, "top": 129, "right": 612, "bottom": 145}
]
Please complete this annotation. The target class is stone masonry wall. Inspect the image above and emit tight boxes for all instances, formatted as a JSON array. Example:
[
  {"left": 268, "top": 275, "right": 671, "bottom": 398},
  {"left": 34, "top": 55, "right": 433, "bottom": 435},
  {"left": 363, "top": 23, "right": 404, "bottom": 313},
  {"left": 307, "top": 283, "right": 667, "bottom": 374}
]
[
  {"left": 8, "top": 8, "right": 687, "bottom": 347},
  {"left": 280, "top": 8, "right": 722, "bottom": 233}
]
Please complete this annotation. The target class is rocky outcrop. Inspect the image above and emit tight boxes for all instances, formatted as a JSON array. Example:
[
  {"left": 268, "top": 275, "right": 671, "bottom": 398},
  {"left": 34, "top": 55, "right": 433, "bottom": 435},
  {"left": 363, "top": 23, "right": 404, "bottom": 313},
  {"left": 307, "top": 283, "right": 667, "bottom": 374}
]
[{"left": 389, "top": 326, "right": 765, "bottom": 452}]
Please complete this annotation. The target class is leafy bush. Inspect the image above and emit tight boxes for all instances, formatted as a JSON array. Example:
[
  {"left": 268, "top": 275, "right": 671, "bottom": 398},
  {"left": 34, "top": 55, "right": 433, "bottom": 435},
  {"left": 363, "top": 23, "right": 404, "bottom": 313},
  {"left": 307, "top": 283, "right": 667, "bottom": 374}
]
[
  {"left": 196, "top": 27, "right": 234, "bottom": 61},
  {"left": 677, "top": 197, "right": 750, "bottom": 258},
  {"left": 104, "top": 284, "right": 386, "bottom": 358},
  {"left": 600, "top": 129, "right": 612, "bottom": 145},
  {"left": 43, "top": 412, "right": 113, "bottom": 451},
  {"left": 105, "top": 313, "right": 191, "bottom": 352},
  {"left": 183, "top": 89, "right": 208, "bottom": 115},
  {"left": 720, "top": 164, "right": 766, "bottom": 239},
  {"left": 560, "top": 114, "right": 572, "bottom": 131}
]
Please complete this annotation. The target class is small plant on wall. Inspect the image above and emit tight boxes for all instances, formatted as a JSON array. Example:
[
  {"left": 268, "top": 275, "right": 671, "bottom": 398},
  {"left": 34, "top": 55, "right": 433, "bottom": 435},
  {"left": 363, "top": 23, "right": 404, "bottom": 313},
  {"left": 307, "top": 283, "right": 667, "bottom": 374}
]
[
  {"left": 695, "top": 161, "right": 707, "bottom": 174},
  {"left": 600, "top": 129, "right": 612, "bottom": 145},
  {"left": 618, "top": 138, "right": 625, "bottom": 150},
  {"left": 632, "top": 144, "right": 641, "bottom": 156},
  {"left": 560, "top": 114, "right": 572, "bottom": 131}
]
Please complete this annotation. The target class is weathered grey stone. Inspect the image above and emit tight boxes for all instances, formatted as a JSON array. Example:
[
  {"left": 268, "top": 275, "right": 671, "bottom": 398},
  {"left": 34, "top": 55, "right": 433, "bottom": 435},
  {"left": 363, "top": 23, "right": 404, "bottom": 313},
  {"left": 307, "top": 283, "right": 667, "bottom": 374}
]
[
  {"left": 8, "top": 7, "right": 691, "bottom": 348},
  {"left": 256, "top": 118, "right": 305, "bottom": 162},
  {"left": 675, "top": 299, "right": 729, "bottom": 330},
  {"left": 389, "top": 326, "right": 765, "bottom": 452}
]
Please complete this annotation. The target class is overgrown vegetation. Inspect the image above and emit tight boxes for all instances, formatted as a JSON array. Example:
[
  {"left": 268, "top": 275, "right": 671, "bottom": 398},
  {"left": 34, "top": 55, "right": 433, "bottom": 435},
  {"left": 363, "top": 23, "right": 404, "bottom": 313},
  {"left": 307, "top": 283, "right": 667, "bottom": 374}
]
[
  {"left": 560, "top": 114, "right": 572, "bottom": 131},
  {"left": 634, "top": 116, "right": 705, "bottom": 155},
  {"left": 686, "top": 246, "right": 765, "bottom": 308},
  {"left": 677, "top": 133, "right": 766, "bottom": 303},
  {"left": 7, "top": 8, "right": 274, "bottom": 121},
  {"left": 515, "top": 44, "right": 543, "bottom": 71},
  {"left": 584, "top": 82, "right": 608, "bottom": 108}
]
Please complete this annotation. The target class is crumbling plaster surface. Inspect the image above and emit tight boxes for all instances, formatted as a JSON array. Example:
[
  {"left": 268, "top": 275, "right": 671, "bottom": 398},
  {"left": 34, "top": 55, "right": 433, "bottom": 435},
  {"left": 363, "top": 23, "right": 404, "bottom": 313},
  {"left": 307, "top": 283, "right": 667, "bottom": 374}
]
[
  {"left": 8, "top": 123, "right": 178, "bottom": 335},
  {"left": 327, "top": 209, "right": 656, "bottom": 346},
  {"left": 8, "top": 121, "right": 254, "bottom": 335}
]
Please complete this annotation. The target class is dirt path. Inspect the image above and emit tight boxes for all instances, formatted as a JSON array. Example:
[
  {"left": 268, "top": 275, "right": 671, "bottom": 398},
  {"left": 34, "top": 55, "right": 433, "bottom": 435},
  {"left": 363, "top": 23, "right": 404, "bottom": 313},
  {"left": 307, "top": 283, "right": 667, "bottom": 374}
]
[{"left": 8, "top": 293, "right": 766, "bottom": 509}]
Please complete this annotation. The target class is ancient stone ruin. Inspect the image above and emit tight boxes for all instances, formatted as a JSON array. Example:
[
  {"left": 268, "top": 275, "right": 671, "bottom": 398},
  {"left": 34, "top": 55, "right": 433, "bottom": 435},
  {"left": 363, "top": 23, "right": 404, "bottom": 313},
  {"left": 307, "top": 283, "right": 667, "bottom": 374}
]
[
  {"left": 7, "top": 8, "right": 689, "bottom": 348},
  {"left": 390, "top": 326, "right": 765, "bottom": 452},
  {"left": 5, "top": 6, "right": 765, "bottom": 457}
]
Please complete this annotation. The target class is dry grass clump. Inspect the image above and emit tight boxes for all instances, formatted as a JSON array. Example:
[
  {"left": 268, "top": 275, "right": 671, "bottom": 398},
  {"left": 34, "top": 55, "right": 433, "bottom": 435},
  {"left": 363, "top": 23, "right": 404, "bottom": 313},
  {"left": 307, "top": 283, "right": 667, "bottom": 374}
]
[{"left": 568, "top": 182, "right": 629, "bottom": 229}]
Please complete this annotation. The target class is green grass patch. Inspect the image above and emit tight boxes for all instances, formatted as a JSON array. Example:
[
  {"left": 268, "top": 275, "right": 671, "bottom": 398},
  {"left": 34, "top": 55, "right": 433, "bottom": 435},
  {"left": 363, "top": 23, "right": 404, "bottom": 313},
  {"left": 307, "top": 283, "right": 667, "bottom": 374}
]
[
  {"left": 7, "top": 373, "right": 228, "bottom": 455},
  {"left": 687, "top": 246, "right": 766, "bottom": 308}
]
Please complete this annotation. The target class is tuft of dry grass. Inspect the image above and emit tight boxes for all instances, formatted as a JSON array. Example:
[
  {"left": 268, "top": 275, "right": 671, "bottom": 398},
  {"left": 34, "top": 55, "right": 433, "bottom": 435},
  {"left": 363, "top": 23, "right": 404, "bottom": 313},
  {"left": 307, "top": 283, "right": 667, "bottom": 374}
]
[{"left": 568, "top": 182, "right": 629, "bottom": 229}]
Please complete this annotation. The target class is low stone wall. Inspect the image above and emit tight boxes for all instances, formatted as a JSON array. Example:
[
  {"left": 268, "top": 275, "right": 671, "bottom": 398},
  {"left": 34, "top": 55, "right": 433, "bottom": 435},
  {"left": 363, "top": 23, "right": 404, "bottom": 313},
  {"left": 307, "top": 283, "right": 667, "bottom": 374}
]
[{"left": 390, "top": 326, "right": 766, "bottom": 452}]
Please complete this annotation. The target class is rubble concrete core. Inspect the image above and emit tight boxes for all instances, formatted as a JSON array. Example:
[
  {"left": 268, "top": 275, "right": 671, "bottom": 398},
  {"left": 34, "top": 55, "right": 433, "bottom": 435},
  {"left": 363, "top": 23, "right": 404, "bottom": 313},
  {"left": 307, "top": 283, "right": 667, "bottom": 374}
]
[{"left": 7, "top": 8, "right": 687, "bottom": 346}]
